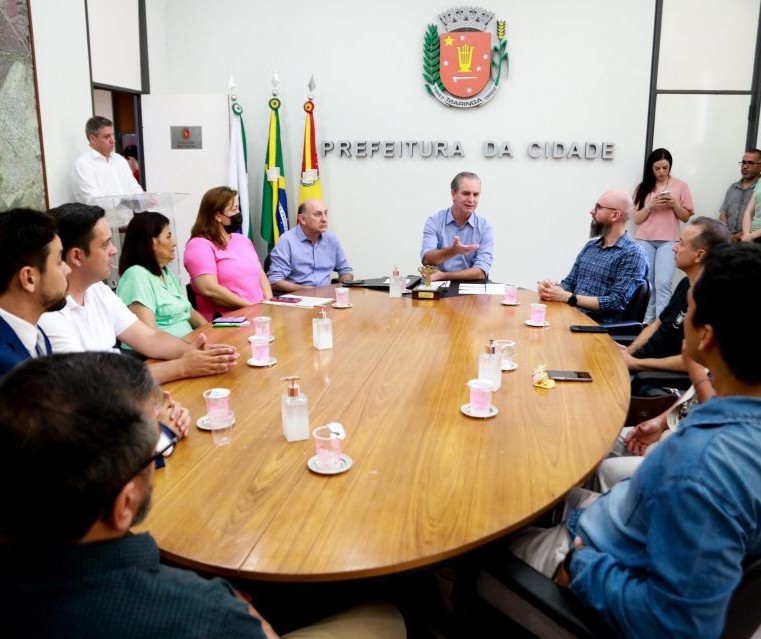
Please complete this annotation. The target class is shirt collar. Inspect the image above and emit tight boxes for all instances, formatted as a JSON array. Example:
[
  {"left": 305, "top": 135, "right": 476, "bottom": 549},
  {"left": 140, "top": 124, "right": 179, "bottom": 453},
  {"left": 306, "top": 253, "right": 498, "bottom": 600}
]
[
  {"left": 445, "top": 208, "right": 475, "bottom": 228},
  {"left": 0, "top": 307, "right": 39, "bottom": 356},
  {"left": 733, "top": 178, "right": 759, "bottom": 191},
  {"left": 295, "top": 224, "right": 322, "bottom": 244},
  {"left": 86, "top": 147, "right": 114, "bottom": 162}
]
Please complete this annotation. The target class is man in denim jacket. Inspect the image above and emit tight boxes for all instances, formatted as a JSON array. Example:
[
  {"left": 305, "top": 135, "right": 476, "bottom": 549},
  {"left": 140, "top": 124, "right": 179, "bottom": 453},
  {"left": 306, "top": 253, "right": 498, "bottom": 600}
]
[{"left": 504, "top": 243, "right": 761, "bottom": 638}]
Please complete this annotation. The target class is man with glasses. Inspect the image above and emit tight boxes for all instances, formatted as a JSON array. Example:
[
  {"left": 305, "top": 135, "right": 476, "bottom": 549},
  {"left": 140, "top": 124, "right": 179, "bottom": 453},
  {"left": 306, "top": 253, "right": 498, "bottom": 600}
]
[
  {"left": 267, "top": 198, "right": 354, "bottom": 293},
  {"left": 718, "top": 148, "right": 761, "bottom": 239},
  {"left": 537, "top": 189, "right": 648, "bottom": 323},
  {"left": 0, "top": 352, "right": 406, "bottom": 638}
]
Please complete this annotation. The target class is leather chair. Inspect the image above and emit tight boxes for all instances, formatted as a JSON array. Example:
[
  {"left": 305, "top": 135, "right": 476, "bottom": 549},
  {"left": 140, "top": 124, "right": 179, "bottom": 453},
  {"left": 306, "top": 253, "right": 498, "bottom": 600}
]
[
  {"left": 469, "top": 550, "right": 761, "bottom": 639},
  {"left": 601, "top": 279, "right": 650, "bottom": 343}
]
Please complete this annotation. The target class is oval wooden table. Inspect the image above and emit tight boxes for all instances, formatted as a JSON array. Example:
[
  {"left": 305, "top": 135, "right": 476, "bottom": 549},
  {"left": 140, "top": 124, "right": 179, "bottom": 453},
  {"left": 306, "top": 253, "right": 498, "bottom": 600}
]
[{"left": 136, "top": 285, "right": 630, "bottom": 583}]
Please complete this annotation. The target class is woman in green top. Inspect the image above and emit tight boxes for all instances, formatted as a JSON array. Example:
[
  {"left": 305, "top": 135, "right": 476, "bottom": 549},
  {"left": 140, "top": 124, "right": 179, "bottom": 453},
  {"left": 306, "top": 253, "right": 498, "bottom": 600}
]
[{"left": 117, "top": 212, "right": 206, "bottom": 339}]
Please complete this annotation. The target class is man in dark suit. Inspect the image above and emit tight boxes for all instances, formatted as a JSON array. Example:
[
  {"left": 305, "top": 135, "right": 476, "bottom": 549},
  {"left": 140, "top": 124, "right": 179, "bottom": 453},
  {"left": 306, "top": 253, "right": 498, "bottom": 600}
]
[{"left": 0, "top": 208, "right": 70, "bottom": 376}]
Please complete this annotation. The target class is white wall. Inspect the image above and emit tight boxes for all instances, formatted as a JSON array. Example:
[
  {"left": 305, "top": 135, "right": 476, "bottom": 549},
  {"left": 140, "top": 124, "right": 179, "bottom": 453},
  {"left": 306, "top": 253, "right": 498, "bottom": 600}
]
[
  {"left": 31, "top": 0, "right": 759, "bottom": 286},
  {"left": 146, "top": 0, "right": 656, "bottom": 287},
  {"left": 141, "top": 93, "right": 229, "bottom": 284},
  {"left": 29, "top": 0, "right": 93, "bottom": 206}
]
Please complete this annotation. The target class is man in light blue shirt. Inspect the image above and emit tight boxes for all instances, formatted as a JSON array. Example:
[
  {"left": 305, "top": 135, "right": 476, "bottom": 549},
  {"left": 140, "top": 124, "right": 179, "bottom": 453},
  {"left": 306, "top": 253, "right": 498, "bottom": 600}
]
[
  {"left": 420, "top": 172, "right": 494, "bottom": 281},
  {"left": 498, "top": 243, "right": 761, "bottom": 638},
  {"left": 267, "top": 199, "right": 353, "bottom": 293}
]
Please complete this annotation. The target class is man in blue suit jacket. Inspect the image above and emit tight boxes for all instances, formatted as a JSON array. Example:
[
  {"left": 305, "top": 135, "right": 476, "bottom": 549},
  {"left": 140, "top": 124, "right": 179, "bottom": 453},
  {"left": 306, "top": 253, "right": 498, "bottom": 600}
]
[{"left": 0, "top": 209, "right": 70, "bottom": 377}]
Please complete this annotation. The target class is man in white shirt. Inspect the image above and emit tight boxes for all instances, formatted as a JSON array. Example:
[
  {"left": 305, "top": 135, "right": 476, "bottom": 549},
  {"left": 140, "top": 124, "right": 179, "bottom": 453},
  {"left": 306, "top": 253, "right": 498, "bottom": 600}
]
[
  {"left": 70, "top": 116, "right": 143, "bottom": 204},
  {"left": 0, "top": 208, "right": 70, "bottom": 376},
  {"left": 38, "top": 203, "right": 239, "bottom": 384}
]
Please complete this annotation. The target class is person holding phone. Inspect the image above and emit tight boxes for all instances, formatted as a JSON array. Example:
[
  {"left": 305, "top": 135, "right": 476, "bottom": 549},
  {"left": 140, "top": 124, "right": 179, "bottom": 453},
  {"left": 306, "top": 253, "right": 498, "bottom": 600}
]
[{"left": 633, "top": 148, "right": 695, "bottom": 324}]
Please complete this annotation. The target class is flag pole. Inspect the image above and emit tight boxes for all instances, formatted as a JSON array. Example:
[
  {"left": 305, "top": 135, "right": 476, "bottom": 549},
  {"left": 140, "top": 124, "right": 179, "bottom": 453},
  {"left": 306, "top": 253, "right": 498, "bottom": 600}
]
[
  {"left": 261, "top": 71, "right": 289, "bottom": 251},
  {"left": 227, "top": 74, "right": 251, "bottom": 238},
  {"left": 299, "top": 74, "right": 322, "bottom": 204}
]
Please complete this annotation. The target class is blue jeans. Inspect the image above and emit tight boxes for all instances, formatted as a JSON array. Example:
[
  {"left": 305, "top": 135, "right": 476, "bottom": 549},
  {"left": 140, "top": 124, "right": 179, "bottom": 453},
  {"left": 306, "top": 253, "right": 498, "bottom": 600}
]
[{"left": 636, "top": 239, "right": 675, "bottom": 323}]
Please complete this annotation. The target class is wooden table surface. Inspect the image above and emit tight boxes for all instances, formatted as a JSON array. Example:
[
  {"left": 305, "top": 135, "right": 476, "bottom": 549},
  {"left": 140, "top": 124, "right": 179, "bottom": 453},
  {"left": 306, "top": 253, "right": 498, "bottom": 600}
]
[{"left": 136, "top": 285, "right": 630, "bottom": 583}]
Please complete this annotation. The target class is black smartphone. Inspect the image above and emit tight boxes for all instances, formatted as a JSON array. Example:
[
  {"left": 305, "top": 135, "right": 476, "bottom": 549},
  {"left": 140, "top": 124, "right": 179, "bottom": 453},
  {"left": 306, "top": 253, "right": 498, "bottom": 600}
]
[
  {"left": 570, "top": 325, "right": 607, "bottom": 333},
  {"left": 277, "top": 296, "right": 302, "bottom": 303},
  {"left": 546, "top": 370, "right": 593, "bottom": 382}
]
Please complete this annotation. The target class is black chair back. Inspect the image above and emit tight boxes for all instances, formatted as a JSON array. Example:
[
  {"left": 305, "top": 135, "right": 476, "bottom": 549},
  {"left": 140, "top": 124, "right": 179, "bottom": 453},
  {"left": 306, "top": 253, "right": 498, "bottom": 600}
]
[
  {"left": 622, "top": 279, "right": 650, "bottom": 323},
  {"left": 721, "top": 554, "right": 761, "bottom": 639},
  {"left": 473, "top": 551, "right": 761, "bottom": 639},
  {"left": 186, "top": 283, "right": 198, "bottom": 310}
]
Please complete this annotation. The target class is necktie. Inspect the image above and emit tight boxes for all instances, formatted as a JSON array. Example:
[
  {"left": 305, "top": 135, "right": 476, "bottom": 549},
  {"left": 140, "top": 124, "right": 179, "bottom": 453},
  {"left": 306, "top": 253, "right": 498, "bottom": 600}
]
[{"left": 34, "top": 329, "right": 47, "bottom": 357}]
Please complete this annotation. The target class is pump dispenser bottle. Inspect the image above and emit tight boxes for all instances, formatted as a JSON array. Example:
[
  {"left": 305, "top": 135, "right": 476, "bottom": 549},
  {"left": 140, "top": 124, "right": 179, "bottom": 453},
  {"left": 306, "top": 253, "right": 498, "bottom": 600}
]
[
  {"left": 281, "top": 376, "right": 310, "bottom": 441},
  {"left": 312, "top": 307, "right": 333, "bottom": 350},
  {"left": 478, "top": 338, "right": 501, "bottom": 390},
  {"left": 389, "top": 265, "right": 403, "bottom": 298}
]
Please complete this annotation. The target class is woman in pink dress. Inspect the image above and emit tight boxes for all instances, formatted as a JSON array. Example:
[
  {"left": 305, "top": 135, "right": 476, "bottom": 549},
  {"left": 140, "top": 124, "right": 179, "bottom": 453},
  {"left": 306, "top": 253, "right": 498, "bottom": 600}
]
[
  {"left": 184, "top": 186, "right": 272, "bottom": 320},
  {"left": 633, "top": 148, "right": 694, "bottom": 324}
]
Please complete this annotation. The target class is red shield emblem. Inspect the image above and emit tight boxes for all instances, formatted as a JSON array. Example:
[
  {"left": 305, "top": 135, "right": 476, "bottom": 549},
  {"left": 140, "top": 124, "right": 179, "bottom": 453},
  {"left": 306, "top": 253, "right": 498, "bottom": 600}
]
[{"left": 439, "top": 32, "right": 491, "bottom": 97}]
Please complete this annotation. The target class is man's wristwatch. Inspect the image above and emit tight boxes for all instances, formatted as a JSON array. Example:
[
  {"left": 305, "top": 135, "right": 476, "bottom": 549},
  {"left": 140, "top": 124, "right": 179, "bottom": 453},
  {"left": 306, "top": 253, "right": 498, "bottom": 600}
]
[{"left": 567, "top": 294, "right": 578, "bottom": 307}]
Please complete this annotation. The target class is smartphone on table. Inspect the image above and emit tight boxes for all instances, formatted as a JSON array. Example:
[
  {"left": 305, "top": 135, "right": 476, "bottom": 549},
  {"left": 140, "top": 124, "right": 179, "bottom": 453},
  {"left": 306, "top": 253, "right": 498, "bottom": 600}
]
[{"left": 546, "top": 370, "right": 593, "bottom": 382}]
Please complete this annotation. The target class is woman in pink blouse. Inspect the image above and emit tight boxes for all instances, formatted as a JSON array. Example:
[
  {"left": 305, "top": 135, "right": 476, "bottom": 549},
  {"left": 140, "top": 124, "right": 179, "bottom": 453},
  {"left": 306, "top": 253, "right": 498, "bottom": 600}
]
[
  {"left": 184, "top": 186, "right": 272, "bottom": 320},
  {"left": 633, "top": 148, "right": 694, "bottom": 324}
]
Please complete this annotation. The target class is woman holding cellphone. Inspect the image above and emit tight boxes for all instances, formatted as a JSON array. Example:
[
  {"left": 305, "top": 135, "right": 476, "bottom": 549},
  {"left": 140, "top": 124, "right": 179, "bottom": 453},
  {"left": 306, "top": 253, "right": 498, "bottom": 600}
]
[{"left": 632, "top": 148, "right": 694, "bottom": 324}]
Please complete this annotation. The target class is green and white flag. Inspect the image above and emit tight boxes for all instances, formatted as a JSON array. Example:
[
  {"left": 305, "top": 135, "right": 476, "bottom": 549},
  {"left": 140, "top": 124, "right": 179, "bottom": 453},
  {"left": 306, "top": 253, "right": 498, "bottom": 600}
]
[{"left": 228, "top": 96, "right": 251, "bottom": 239}]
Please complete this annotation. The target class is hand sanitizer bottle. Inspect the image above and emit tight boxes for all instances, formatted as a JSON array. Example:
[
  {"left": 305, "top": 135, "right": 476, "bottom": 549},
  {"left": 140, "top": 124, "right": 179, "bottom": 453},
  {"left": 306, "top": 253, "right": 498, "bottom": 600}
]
[
  {"left": 312, "top": 307, "right": 333, "bottom": 350},
  {"left": 281, "top": 376, "right": 310, "bottom": 442},
  {"left": 478, "top": 338, "right": 501, "bottom": 391},
  {"left": 389, "top": 265, "right": 403, "bottom": 298}
]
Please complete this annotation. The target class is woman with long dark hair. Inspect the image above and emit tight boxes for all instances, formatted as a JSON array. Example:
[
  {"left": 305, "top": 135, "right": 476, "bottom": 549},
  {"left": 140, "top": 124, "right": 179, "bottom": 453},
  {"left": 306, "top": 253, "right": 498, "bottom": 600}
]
[
  {"left": 117, "top": 211, "right": 205, "bottom": 338},
  {"left": 633, "top": 148, "right": 694, "bottom": 323}
]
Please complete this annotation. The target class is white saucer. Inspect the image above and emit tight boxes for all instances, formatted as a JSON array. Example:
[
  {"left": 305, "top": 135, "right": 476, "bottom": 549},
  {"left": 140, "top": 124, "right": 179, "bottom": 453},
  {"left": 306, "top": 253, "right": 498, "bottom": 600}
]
[
  {"left": 331, "top": 302, "right": 353, "bottom": 309},
  {"left": 196, "top": 415, "right": 236, "bottom": 431},
  {"left": 246, "top": 356, "right": 277, "bottom": 367},
  {"left": 500, "top": 300, "right": 520, "bottom": 306},
  {"left": 525, "top": 319, "right": 550, "bottom": 328},
  {"left": 460, "top": 403, "right": 499, "bottom": 419},
  {"left": 501, "top": 361, "right": 519, "bottom": 372},
  {"left": 307, "top": 454, "right": 353, "bottom": 475}
]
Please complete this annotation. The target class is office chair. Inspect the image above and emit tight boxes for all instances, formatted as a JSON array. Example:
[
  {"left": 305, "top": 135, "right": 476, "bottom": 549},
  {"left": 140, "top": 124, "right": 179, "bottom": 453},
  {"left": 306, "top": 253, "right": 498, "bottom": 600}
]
[
  {"left": 470, "top": 550, "right": 761, "bottom": 639},
  {"left": 600, "top": 279, "right": 650, "bottom": 342},
  {"left": 185, "top": 283, "right": 198, "bottom": 310}
]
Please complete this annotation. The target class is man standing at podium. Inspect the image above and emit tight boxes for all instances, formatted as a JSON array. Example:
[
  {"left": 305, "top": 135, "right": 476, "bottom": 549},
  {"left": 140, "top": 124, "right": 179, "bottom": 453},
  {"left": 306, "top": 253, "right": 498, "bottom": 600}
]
[{"left": 71, "top": 116, "right": 143, "bottom": 204}]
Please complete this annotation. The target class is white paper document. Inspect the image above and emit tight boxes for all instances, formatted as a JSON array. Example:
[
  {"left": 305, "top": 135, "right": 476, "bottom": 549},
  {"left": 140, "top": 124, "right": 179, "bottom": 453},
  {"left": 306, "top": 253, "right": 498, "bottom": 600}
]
[
  {"left": 264, "top": 296, "right": 334, "bottom": 308},
  {"left": 458, "top": 283, "right": 504, "bottom": 295}
]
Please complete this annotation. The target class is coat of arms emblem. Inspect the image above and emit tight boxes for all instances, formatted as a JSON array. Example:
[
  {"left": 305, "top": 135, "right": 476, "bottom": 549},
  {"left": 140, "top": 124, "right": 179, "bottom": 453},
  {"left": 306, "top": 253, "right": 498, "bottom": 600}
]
[{"left": 423, "top": 6, "right": 509, "bottom": 108}]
